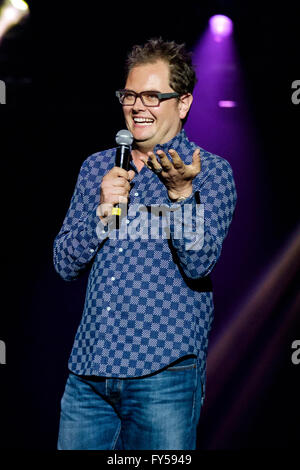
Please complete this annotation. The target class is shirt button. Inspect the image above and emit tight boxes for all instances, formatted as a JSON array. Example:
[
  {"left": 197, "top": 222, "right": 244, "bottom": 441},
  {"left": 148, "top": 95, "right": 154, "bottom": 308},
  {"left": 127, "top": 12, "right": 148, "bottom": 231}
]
[
  {"left": 126, "top": 219, "right": 130, "bottom": 224},
  {"left": 134, "top": 192, "right": 139, "bottom": 196},
  {"left": 111, "top": 277, "right": 115, "bottom": 281},
  {"left": 107, "top": 306, "right": 111, "bottom": 311},
  {"left": 89, "top": 248, "right": 95, "bottom": 253},
  {"left": 119, "top": 248, "right": 123, "bottom": 252}
]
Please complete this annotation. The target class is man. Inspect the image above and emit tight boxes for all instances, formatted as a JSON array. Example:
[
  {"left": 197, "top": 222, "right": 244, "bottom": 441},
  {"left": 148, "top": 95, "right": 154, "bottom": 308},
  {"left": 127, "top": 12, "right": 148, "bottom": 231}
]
[{"left": 54, "top": 38, "right": 237, "bottom": 450}]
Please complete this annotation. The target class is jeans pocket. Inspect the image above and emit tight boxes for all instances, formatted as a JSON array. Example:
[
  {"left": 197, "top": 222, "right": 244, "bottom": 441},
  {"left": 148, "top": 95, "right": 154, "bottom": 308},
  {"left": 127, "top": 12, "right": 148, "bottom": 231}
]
[{"left": 166, "top": 356, "right": 197, "bottom": 371}]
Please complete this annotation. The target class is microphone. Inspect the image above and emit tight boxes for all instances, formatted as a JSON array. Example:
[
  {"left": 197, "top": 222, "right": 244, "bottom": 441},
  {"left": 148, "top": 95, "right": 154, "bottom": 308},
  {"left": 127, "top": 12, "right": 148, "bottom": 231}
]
[
  {"left": 115, "top": 129, "right": 133, "bottom": 170},
  {"left": 112, "top": 129, "right": 134, "bottom": 224}
]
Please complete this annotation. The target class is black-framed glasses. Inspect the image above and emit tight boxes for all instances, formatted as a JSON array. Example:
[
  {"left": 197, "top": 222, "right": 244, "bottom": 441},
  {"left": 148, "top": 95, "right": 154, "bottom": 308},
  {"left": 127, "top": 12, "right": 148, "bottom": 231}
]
[{"left": 115, "top": 89, "right": 180, "bottom": 107}]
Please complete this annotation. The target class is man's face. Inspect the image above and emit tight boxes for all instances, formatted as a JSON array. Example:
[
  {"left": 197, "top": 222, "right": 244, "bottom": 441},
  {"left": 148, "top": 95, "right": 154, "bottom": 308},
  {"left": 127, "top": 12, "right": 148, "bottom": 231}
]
[{"left": 123, "top": 60, "right": 187, "bottom": 152}]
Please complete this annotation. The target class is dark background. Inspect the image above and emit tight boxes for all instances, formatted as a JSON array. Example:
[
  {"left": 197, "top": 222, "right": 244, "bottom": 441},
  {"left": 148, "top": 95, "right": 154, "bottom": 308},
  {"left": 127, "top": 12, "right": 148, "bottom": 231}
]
[{"left": 0, "top": 0, "right": 299, "bottom": 452}]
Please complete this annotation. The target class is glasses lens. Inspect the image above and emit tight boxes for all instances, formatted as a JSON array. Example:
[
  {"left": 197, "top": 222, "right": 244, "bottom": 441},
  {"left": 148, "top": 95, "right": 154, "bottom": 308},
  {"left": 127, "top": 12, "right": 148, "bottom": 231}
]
[
  {"left": 119, "top": 91, "right": 136, "bottom": 105},
  {"left": 118, "top": 91, "right": 161, "bottom": 106},
  {"left": 141, "top": 92, "right": 160, "bottom": 106}
]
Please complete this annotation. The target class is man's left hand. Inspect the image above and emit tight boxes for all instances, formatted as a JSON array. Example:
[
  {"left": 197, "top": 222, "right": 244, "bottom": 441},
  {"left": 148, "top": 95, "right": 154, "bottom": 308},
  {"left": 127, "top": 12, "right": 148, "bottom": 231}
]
[{"left": 142, "top": 148, "right": 201, "bottom": 201}]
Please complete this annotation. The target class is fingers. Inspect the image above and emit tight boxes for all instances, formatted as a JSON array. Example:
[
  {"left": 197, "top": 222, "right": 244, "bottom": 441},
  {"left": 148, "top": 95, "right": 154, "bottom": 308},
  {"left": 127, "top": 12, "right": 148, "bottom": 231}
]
[
  {"left": 143, "top": 148, "right": 201, "bottom": 179},
  {"left": 169, "top": 147, "right": 201, "bottom": 177},
  {"left": 191, "top": 148, "right": 201, "bottom": 173},
  {"left": 108, "top": 166, "right": 135, "bottom": 182},
  {"left": 111, "top": 177, "right": 131, "bottom": 190},
  {"left": 169, "top": 148, "right": 201, "bottom": 172},
  {"left": 105, "top": 167, "right": 135, "bottom": 186},
  {"left": 155, "top": 150, "right": 173, "bottom": 171},
  {"left": 147, "top": 151, "right": 164, "bottom": 172},
  {"left": 147, "top": 149, "right": 200, "bottom": 172},
  {"left": 110, "top": 166, "right": 131, "bottom": 179},
  {"left": 168, "top": 149, "right": 185, "bottom": 170},
  {"left": 97, "top": 202, "right": 113, "bottom": 220},
  {"left": 100, "top": 166, "right": 135, "bottom": 205}
]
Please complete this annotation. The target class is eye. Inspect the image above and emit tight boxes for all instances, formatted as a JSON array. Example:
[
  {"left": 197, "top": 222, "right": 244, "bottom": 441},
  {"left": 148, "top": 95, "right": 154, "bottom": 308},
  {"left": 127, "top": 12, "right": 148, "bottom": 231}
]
[
  {"left": 122, "top": 92, "right": 136, "bottom": 104},
  {"left": 142, "top": 93, "right": 160, "bottom": 106},
  {"left": 125, "top": 92, "right": 135, "bottom": 98},
  {"left": 143, "top": 93, "right": 158, "bottom": 101}
]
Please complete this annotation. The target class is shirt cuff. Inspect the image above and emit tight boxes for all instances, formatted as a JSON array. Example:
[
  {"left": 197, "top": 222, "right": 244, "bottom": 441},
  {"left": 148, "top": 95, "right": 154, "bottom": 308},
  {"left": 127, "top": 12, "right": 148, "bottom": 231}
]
[{"left": 167, "top": 191, "right": 199, "bottom": 207}]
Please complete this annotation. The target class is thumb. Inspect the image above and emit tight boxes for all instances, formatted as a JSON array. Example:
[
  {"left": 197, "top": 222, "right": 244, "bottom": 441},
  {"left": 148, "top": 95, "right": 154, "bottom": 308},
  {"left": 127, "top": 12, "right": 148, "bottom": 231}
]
[{"left": 127, "top": 169, "right": 136, "bottom": 181}]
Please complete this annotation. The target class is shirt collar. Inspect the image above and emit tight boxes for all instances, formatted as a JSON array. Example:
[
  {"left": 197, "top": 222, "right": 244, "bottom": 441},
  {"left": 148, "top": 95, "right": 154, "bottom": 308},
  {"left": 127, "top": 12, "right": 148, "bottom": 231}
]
[{"left": 153, "top": 128, "right": 189, "bottom": 154}]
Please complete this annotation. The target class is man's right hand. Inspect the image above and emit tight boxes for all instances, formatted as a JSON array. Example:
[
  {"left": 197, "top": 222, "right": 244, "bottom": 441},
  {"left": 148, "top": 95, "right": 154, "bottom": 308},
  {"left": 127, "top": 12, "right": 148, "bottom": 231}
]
[{"left": 97, "top": 167, "right": 135, "bottom": 222}]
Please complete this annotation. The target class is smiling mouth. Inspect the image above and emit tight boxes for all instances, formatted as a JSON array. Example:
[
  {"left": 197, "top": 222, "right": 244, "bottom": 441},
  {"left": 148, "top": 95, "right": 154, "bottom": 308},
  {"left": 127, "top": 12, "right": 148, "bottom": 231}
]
[{"left": 133, "top": 117, "right": 154, "bottom": 126}]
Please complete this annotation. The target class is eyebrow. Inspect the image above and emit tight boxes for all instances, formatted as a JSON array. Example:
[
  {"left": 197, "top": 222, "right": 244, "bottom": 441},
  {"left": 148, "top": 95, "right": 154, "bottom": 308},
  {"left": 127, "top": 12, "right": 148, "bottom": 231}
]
[{"left": 123, "top": 89, "right": 162, "bottom": 94}]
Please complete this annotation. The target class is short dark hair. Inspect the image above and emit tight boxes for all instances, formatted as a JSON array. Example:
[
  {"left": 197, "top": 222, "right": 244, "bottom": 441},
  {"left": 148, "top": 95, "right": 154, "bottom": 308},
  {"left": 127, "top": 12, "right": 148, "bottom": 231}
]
[{"left": 125, "top": 38, "right": 197, "bottom": 95}]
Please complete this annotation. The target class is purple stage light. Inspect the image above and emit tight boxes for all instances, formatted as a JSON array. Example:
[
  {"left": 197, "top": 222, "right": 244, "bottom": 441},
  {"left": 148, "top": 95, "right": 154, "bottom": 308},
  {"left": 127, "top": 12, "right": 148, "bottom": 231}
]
[
  {"left": 218, "top": 100, "right": 237, "bottom": 108},
  {"left": 209, "top": 15, "right": 233, "bottom": 40}
]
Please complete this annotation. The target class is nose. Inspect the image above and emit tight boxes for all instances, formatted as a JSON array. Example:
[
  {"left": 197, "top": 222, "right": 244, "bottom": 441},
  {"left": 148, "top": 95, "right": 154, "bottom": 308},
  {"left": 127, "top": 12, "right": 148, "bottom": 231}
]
[{"left": 132, "top": 95, "right": 146, "bottom": 112}]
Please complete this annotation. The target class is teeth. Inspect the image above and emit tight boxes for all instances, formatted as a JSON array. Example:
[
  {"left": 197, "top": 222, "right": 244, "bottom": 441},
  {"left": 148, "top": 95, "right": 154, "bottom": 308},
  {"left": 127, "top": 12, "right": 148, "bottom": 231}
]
[{"left": 133, "top": 118, "right": 154, "bottom": 123}]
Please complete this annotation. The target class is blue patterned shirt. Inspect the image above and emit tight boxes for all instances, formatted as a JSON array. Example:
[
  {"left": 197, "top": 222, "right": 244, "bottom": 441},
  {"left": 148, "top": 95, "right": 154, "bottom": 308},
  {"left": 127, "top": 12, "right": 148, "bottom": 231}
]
[{"left": 53, "top": 129, "right": 237, "bottom": 396}]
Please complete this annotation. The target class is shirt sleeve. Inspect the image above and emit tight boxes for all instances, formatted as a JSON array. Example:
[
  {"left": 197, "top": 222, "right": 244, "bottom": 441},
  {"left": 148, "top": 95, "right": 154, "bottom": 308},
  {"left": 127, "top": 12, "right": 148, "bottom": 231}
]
[
  {"left": 167, "top": 156, "right": 237, "bottom": 279},
  {"left": 53, "top": 161, "right": 111, "bottom": 281}
]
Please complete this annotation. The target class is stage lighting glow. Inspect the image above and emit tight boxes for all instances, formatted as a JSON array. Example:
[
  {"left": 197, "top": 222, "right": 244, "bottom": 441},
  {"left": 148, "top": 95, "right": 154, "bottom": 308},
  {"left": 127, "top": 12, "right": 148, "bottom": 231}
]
[
  {"left": 2, "top": 5, "right": 18, "bottom": 21},
  {"left": 209, "top": 15, "right": 233, "bottom": 40},
  {"left": 0, "top": 0, "right": 29, "bottom": 41},
  {"left": 218, "top": 100, "right": 237, "bottom": 108},
  {"left": 10, "top": 0, "right": 29, "bottom": 11}
]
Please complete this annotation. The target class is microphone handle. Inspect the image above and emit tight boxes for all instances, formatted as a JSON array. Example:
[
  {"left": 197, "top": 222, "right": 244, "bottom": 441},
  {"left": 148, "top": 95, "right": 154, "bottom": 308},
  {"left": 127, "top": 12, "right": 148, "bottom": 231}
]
[
  {"left": 115, "top": 144, "right": 131, "bottom": 170},
  {"left": 112, "top": 145, "right": 131, "bottom": 227}
]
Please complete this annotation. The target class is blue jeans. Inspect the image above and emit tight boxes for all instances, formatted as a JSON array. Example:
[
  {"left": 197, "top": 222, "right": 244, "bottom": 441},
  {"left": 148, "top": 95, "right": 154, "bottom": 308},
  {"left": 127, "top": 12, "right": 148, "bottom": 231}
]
[{"left": 57, "top": 356, "right": 202, "bottom": 450}]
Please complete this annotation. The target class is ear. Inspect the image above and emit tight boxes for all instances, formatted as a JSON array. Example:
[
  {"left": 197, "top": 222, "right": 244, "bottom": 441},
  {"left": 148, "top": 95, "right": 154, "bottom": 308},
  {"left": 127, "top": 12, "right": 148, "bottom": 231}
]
[{"left": 178, "top": 94, "right": 193, "bottom": 120}]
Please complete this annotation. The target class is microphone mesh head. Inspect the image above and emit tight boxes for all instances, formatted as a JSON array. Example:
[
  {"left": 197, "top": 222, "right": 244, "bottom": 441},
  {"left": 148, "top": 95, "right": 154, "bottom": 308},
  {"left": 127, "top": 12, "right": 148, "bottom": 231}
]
[{"left": 115, "top": 129, "right": 133, "bottom": 146}]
